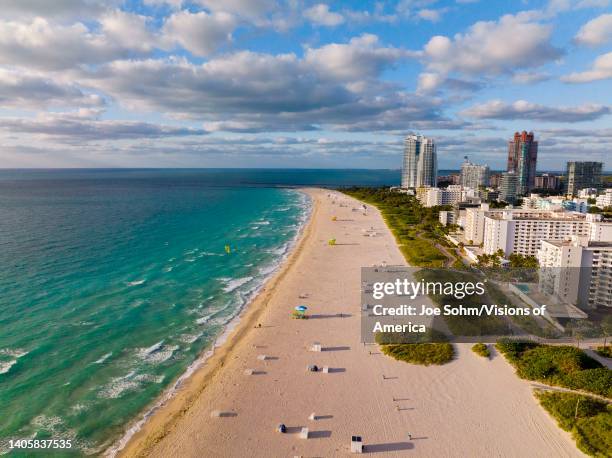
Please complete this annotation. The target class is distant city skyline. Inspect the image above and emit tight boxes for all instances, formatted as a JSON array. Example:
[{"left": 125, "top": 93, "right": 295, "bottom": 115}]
[{"left": 0, "top": 0, "right": 611, "bottom": 169}]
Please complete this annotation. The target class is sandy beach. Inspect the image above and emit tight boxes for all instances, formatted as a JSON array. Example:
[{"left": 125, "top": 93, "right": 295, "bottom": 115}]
[{"left": 120, "top": 188, "right": 582, "bottom": 457}]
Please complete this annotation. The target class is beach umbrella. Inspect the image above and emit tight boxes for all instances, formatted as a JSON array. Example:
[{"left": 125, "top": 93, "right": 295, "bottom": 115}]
[{"left": 295, "top": 305, "right": 308, "bottom": 312}]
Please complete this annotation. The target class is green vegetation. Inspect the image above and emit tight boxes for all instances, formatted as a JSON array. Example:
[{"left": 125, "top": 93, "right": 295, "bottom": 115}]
[
  {"left": 595, "top": 346, "right": 612, "bottom": 359},
  {"left": 535, "top": 391, "right": 612, "bottom": 457},
  {"left": 375, "top": 327, "right": 454, "bottom": 365},
  {"left": 496, "top": 340, "right": 612, "bottom": 398},
  {"left": 508, "top": 253, "right": 539, "bottom": 268},
  {"left": 472, "top": 343, "right": 490, "bottom": 358},
  {"left": 380, "top": 343, "right": 454, "bottom": 366},
  {"left": 342, "top": 188, "right": 455, "bottom": 267},
  {"left": 416, "top": 268, "right": 511, "bottom": 336}
]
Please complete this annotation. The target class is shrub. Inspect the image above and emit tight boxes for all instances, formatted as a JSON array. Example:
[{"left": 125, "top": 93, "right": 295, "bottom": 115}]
[
  {"left": 380, "top": 343, "right": 454, "bottom": 366},
  {"left": 535, "top": 391, "right": 612, "bottom": 457},
  {"left": 496, "top": 340, "right": 612, "bottom": 398},
  {"left": 472, "top": 343, "right": 490, "bottom": 358}
]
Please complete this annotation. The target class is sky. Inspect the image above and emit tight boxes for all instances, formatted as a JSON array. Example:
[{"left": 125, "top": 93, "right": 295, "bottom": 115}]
[{"left": 0, "top": 0, "right": 611, "bottom": 170}]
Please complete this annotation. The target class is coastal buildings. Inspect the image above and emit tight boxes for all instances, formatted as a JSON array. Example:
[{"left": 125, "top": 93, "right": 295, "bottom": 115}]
[
  {"left": 534, "top": 174, "right": 560, "bottom": 191},
  {"left": 538, "top": 237, "right": 612, "bottom": 308},
  {"left": 460, "top": 157, "right": 490, "bottom": 190},
  {"left": 507, "top": 131, "right": 538, "bottom": 196},
  {"left": 521, "top": 194, "right": 590, "bottom": 213},
  {"left": 596, "top": 189, "right": 612, "bottom": 208},
  {"left": 499, "top": 172, "right": 518, "bottom": 204},
  {"left": 482, "top": 210, "right": 610, "bottom": 257},
  {"left": 417, "top": 185, "right": 479, "bottom": 207},
  {"left": 565, "top": 161, "right": 603, "bottom": 196},
  {"left": 401, "top": 134, "right": 437, "bottom": 189}
]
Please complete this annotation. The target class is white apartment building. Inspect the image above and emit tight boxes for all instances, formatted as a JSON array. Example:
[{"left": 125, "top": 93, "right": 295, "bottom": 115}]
[
  {"left": 483, "top": 210, "right": 611, "bottom": 257},
  {"left": 418, "top": 185, "right": 477, "bottom": 208},
  {"left": 538, "top": 237, "right": 612, "bottom": 308},
  {"left": 596, "top": 189, "right": 612, "bottom": 208},
  {"left": 463, "top": 203, "right": 495, "bottom": 245}
]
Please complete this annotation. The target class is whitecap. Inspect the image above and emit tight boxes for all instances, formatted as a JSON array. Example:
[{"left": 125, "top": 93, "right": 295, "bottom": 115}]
[
  {"left": 127, "top": 279, "right": 146, "bottom": 286},
  {"left": 222, "top": 276, "right": 253, "bottom": 293},
  {"left": 94, "top": 352, "right": 112, "bottom": 364},
  {"left": 99, "top": 372, "right": 164, "bottom": 399}
]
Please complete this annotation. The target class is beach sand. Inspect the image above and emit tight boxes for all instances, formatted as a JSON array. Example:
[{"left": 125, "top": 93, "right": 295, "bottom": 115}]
[{"left": 120, "top": 188, "right": 582, "bottom": 457}]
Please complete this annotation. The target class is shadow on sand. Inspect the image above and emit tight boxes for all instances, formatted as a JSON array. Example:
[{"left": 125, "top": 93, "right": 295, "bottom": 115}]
[{"left": 365, "top": 442, "right": 414, "bottom": 453}]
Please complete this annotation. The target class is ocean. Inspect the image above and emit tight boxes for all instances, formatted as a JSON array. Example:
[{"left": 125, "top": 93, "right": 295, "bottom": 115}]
[{"left": 0, "top": 169, "right": 399, "bottom": 456}]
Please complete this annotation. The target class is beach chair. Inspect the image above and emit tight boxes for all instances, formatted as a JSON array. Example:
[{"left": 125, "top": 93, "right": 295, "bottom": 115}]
[
  {"left": 351, "top": 436, "right": 363, "bottom": 453},
  {"left": 310, "top": 342, "right": 321, "bottom": 352},
  {"left": 244, "top": 368, "right": 254, "bottom": 375},
  {"left": 300, "top": 427, "right": 309, "bottom": 439}
]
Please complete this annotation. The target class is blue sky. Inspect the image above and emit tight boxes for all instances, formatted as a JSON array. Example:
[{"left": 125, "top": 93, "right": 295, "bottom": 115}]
[{"left": 0, "top": 0, "right": 611, "bottom": 170}]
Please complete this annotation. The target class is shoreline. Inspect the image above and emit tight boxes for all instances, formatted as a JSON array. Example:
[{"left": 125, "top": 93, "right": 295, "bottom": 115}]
[
  {"left": 120, "top": 188, "right": 580, "bottom": 458},
  {"left": 112, "top": 188, "right": 318, "bottom": 457}
]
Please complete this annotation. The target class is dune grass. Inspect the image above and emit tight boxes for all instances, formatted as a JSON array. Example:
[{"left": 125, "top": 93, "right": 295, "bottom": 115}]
[
  {"left": 380, "top": 342, "right": 454, "bottom": 366},
  {"left": 472, "top": 343, "right": 490, "bottom": 358},
  {"left": 342, "top": 187, "right": 453, "bottom": 267},
  {"left": 535, "top": 391, "right": 612, "bottom": 457},
  {"left": 496, "top": 340, "right": 612, "bottom": 398}
]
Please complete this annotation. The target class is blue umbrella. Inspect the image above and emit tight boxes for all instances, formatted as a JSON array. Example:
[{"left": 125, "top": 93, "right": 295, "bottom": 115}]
[{"left": 295, "top": 305, "right": 308, "bottom": 312}]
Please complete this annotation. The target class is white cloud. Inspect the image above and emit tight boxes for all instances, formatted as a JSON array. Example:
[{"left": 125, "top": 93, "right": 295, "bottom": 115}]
[
  {"left": 0, "top": 16, "right": 153, "bottom": 70},
  {"left": 0, "top": 112, "right": 207, "bottom": 141},
  {"left": 512, "top": 71, "right": 551, "bottom": 84},
  {"left": 0, "top": 0, "right": 118, "bottom": 19},
  {"left": 304, "top": 4, "right": 345, "bottom": 26},
  {"left": 417, "top": 72, "right": 445, "bottom": 93},
  {"left": 417, "top": 8, "right": 445, "bottom": 22},
  {"left": 421, "top": 13, "right": 562, "bottom": 75},
  {"left": 193, "top": 0, "right": 278, "bottom": 24},
  {"left": 562, "top": 52, "right": 612, "bottom": 83},
  {"left": 162, "top": 10, "right": 236, "bottom": 57},
  {"left": 574, "top": 14, "right": 612, "bottom": 46},
  {"left": 461, "top": 99, "right": 610, "bottom": 122},
  {"left": 304, "top": 34, "right": 414, "bottom": 81},
  {"left": 0, "top": 69, "right": 104, "bottom": 109}
]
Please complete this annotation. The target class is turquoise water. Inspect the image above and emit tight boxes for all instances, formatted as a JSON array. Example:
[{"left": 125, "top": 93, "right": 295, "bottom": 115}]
[{"left": 0, "top": 171, "right": 310, "bottom": 455}]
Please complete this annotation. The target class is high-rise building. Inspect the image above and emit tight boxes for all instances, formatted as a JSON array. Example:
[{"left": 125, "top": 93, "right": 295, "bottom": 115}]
[
  {"left": 401, "top": 134, "right": 437, "bottom": 188},
  {"left": 499, "top": 172, "right": 518, "bottom": 204},
  {"left": 534, "top": 173, "right": 560, "bottom": 190},
  {"left": 507, "top": 131, "right": 538, "bottom": 195},
  {"left": 565, "top": 161, "right": 603, "bottom": 196},
  {"left": 460, "top": 157, "right": 490, "bottom": 190}
]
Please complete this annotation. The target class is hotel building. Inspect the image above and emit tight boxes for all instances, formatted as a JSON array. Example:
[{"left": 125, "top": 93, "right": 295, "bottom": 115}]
[
  {"left": 565, "top": 161, "right": 603, "bottom": 196},
  {"left": 482, "top": 210, "right": 611, "bottom": 257},
  {"left": 401, "top": 134, "right": 437, "bottom": 189},
  {"left": 507, "top": 131, "right": 538, "bottom": 196},
  {"left": 460, "top": 157, "right": 490, "bottom": 190},
  {"left": 538, "top": 237, "right": 612, "bottom": 309}
]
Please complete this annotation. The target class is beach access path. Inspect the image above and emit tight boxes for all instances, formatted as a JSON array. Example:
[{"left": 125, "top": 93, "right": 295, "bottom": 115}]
[{"left": 121, "top": 188, "right": 582, "bottom": 457}]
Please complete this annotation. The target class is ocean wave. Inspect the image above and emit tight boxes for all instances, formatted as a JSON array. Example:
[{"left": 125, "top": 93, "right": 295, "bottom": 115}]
[
  {"left": 99, "top": 372, "right": 164, "bottom": 399},
  {"left": 127, "top": 279, "right": 146, "bottom": 286},
  {"left": 251, "top": 220, "right": 270, "bottom": 225},
  {"left": 136, "top": 341, "right": 178, "bottom": 364},
  {"left": 94, "top": 352, "right": 112, "bottom": 364},
  {"left": 0, "top": 348, "right": 28, "bottom": 375},
  {"left": 163, "top": 266, "right": 173, "bottom": 272},
  {"left": 0, "top": 360, "right": 17, "bottom": 375},
  {"left": 222, "top": 276, "right": 253, "bottom": 293}
]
